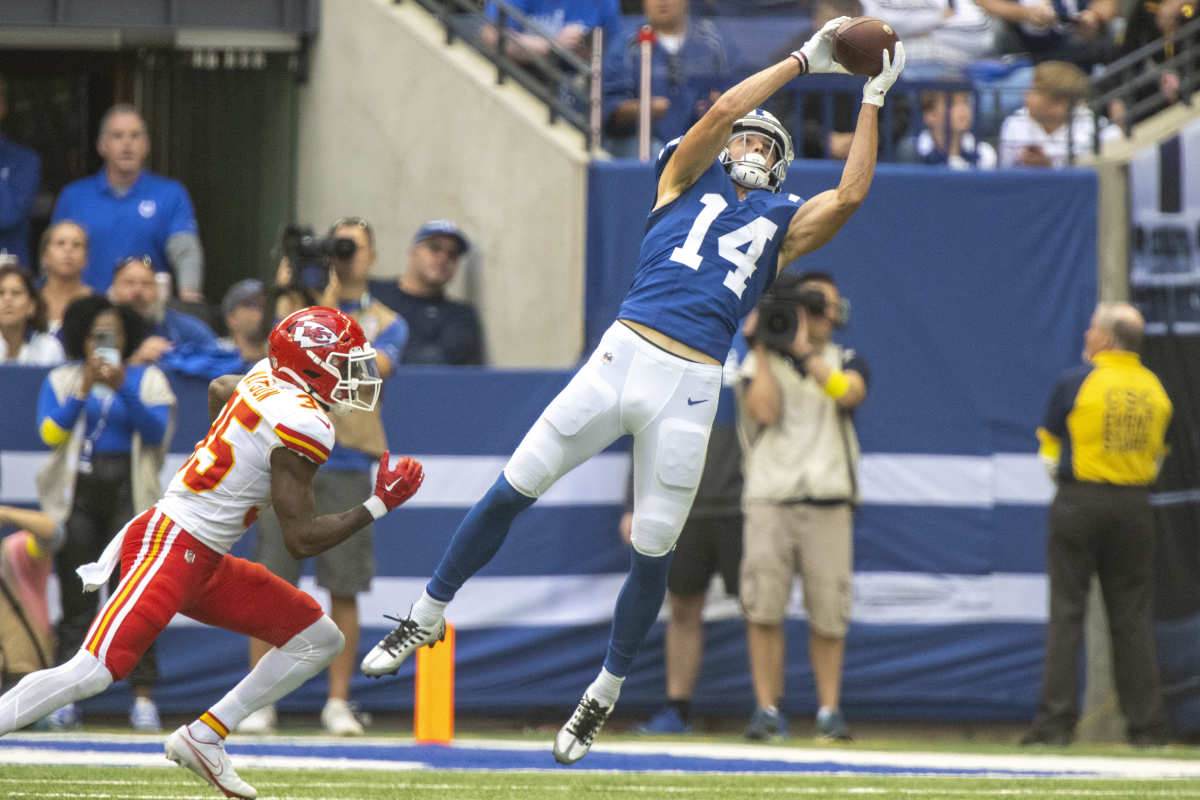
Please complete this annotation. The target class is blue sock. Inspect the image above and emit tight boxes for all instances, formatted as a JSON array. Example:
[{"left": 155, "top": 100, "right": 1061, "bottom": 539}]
[
  {"left": 427, "top": 474, "right": 536, "bottom": 601},
  {"left": 603, "top": 549, "right": 673, "bottom": 677}
]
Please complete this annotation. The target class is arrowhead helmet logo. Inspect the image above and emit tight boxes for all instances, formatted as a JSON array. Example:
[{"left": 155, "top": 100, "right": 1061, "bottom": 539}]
[{"left": 291, "top": 320, "right": 339, "bottom": 349}]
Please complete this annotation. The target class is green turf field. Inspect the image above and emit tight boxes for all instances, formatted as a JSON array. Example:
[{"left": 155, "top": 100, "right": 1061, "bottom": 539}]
[
  {"left": 0, "top": 766, "right": 1199, "bottom": 800},
  {"left": 5, "top": 725, "right": 1200, "bottom": 799}
]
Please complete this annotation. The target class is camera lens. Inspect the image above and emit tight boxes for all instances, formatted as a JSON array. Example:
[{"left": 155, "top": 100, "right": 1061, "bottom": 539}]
[
  {"left": 331, "top": 237, "right": 358, "bottom": 259},
  {"left": 765, "top": 310, "right": 791, "bottom": 333},
  {"left": 757, "top": 296, "right": 799, "bottom": 352}
]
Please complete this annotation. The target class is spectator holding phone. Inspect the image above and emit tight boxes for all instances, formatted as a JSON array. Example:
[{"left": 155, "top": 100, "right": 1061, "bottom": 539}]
[
  {"left": 997, "top": 61, "right": 1116, "bottom": 167},
  {"left": 34, "top": 294, "right": 176, "bottom": 731}
]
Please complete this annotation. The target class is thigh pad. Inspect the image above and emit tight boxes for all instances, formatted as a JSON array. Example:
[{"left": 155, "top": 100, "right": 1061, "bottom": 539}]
[
  {"left": 544, "top": 371, "right": 617, "bottom": 437},
  {"left": 654, "top": 419, "right": 709, "bottom": 490}
]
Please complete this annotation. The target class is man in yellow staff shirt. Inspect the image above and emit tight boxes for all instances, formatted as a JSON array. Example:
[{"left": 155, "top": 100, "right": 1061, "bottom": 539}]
[{"left": 1023, "top": 302, "right": 1172, "bottom": 747}]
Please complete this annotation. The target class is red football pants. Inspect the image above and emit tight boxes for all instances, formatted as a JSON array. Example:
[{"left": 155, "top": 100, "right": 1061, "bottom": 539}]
[{"left": 83, "top": 507, "right": 324, "bottom": 680}]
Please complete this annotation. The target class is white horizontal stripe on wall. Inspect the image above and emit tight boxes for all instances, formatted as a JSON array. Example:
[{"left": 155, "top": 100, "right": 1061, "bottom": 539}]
[
  {"left": 160, "top": 571, "right": 1048, "bottom": 629},
  {"left": 858, "top": 453, "right": 1054, "bottom": 507},
  {"left": 0, "top": 451, "right": 1053, "bottom": 508}
]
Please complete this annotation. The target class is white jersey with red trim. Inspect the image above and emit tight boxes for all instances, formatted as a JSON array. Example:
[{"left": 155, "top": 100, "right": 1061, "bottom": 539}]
[{"left": 157, "top": 358, "right": 335, "bottom": 553}]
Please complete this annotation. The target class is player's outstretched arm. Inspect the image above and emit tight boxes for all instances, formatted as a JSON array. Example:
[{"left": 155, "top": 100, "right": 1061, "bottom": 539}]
[
  {"left": 777, "top": 43, "right": 905, "bottom": 268},
  {"left": 270, "top": 447, "right": 424, "bottom": 559},
  {"left": 271, "top": 448, "right": 369, "bottom": 559},
  {"left": 207, "top": 374, "right": 242, "bottom": 421},
  {"left": 655, "top": 17, "right": 852, "bottom": 211}
]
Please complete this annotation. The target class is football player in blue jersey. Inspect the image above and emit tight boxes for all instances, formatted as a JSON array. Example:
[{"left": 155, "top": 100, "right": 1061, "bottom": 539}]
[{"left": 362, "top": 18, "right": 906, "bottom": 764}]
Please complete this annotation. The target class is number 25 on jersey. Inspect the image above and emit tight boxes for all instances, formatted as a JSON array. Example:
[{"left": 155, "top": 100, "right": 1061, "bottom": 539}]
[{"left": 180, "top": 397, "right": 262, "bottom": 493}]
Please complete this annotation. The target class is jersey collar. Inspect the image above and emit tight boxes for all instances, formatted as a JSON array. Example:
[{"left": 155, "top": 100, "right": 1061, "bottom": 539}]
[{"left": 1092, "top": 350, "right": 1140, "bottom": 367}]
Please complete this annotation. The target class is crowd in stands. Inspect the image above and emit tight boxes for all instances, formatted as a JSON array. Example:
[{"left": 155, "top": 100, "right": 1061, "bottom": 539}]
[
  {"left": 482, "top": 0, "right": 1192, "bottom": 165},
  {"left": 0, "top": 104, "right": 487, "bottom": 376}
]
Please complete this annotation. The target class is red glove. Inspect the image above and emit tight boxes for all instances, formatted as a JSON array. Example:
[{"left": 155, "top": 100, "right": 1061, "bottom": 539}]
[{"left": 364, "top": 451, "right": 424, "bottom": 519}]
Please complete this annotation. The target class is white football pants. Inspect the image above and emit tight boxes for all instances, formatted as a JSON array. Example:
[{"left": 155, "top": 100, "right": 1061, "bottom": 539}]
[{"left": 505, "top": 321, "right": 722, "bottom": 557}]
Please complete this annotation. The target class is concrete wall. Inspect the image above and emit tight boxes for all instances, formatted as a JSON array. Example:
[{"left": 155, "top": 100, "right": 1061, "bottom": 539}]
[{"left": 295, "top": 0, "right": 590, "bottom": 366}]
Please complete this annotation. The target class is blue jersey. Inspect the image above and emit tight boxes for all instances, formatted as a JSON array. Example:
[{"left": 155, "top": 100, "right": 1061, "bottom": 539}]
[
  {"left": 0, "top": 137, "right": 41, "bottom": 268},
  {"left": 52, "top": 170, "right": 198, "bottom": 293},
  {"left": 617, "top": 140, "right": 803, "bottom": 362},
  {"left": 485, "top": 0, "right": 621, "bottom": 44}
]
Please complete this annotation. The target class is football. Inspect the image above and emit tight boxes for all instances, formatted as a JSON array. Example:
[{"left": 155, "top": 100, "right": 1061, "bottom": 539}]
[{"left": 833, "top": 16, "right": 899, "bottom": 76}]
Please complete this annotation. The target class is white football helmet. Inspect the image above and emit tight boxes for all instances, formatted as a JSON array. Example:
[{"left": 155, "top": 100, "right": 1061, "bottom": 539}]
[{"left": 720, "top": 108, "right": 794, "bottom": 193}]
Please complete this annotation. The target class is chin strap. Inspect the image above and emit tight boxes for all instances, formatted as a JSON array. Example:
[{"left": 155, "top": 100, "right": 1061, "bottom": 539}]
[{"left": 729, "top": 153, "right": 772, "bottom": 190}]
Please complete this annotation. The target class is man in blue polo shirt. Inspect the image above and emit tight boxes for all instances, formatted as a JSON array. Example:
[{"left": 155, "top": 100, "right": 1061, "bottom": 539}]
[
  {"left": 0, "top": 76, "right": 41, "bottom": 268},
  {"left": 51, "top": 104, "right": 205, "bottom": 301}
]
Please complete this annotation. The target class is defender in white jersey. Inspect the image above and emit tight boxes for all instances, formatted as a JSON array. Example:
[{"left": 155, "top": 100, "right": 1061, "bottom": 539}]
[
  {"left": 157, "top": 357, "right": 342, "bottom": 551},
  {"left": 0, "top": 306, "right": 424, "bottom": 800}
]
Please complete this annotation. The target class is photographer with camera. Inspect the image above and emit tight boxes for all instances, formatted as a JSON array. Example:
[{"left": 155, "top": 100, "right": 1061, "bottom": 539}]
[
  {"left": 736, "top": 270, "right": 867, "bottom": 742},
  {"left": 34, "top": 295, "right": 176, "bottom": 731},
  {"left": 240, "top": 216, "right": 408, "bottom": 737}
]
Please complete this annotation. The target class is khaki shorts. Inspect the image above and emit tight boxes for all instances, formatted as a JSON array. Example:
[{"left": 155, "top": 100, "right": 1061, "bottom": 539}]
[
  {"left": 253, "top": 468, "right": 375, "bottom": 596},
  {"left": 739, "top": 501, "right": 852, "bottom": 636}
]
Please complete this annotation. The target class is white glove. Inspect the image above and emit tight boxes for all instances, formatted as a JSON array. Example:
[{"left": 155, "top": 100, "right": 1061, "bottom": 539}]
[
  {"left": 862, "top": 41, "right": 906, "bottom": 107},
  {"left": 792, "top": 16, "right": 851, "bottom": 75}
]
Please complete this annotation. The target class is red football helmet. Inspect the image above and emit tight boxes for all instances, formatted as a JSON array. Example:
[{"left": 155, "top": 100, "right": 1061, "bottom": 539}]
[{"left": 268, "top": 306, "right": 381, "bottom": 413}]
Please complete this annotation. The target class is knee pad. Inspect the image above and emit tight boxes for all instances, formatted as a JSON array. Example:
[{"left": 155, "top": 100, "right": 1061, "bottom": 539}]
[
  {"left": 0, "top": 650, "right": 112, "bottom": 735},
  {"left": 503, "top": 463, "right": 547, "bottom": 499},
  {"left": 282, "top": 615, "right": 344, "bottom": 666},
  {"left": 503, "top": 426, "right": 559, "bottom": 499},
  {"left": 65, "top": 650, "right": 115, "bottom": 697},
  {"left": 630, "top": 515, "right": 680, "bottom": 558},
  {"left": 626, "top": 420, "right": 706, "bottom": 558}
]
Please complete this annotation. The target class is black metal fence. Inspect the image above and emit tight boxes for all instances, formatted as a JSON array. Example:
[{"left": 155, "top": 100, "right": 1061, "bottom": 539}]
[
  {"left": 1090, "top": 14, "right": 1200, "bottom": 142},
  {"left": 395, "top": 0, "right": 598, "bottom": 147},
  {"left": 397, "top": 0, "right": 1197, "bottom": 163}
]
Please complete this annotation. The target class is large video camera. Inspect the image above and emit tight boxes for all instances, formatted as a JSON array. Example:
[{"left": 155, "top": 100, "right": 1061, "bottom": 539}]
[
  {"left": 281, "top": 224, "right": 359, "bottom": 291},
  {"left": 755, "top": 280, "right": 831, "bottom": 353}
]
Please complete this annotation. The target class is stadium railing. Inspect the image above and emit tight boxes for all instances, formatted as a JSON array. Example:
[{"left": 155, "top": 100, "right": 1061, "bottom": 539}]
[
  {"left": 394, "top": 1, "right": 1196, "bottom": 166},
  {"left": 1089, "top": 14, "right": 1200, "bottom": 145},
  {"left": 393, "top": 0, "right": 601, "bottom": 149}
]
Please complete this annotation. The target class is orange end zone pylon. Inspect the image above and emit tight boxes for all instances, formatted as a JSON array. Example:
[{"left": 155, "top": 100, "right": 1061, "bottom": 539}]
[{"left": 415, "top": 621, "right": 455, "bottom": 744}]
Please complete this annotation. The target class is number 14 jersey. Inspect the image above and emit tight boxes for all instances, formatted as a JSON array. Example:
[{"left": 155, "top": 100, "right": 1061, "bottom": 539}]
[
  {"left": 157, "top": 359, "right": 336, "bottom": 554},
  {"left": 617, "top": 139, "right": 804, "bottom": 363}
]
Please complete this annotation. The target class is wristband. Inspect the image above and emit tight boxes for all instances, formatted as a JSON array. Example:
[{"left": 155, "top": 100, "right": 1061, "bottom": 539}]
[
  {"left": 789, "top": 50, "right": 809, "bottom": 75},
  {"left": 821, "top": 370, "right": 850, "bottom": 400},
  {"left": 363, "top": 495, "right": 388, "bottom": 520}
]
